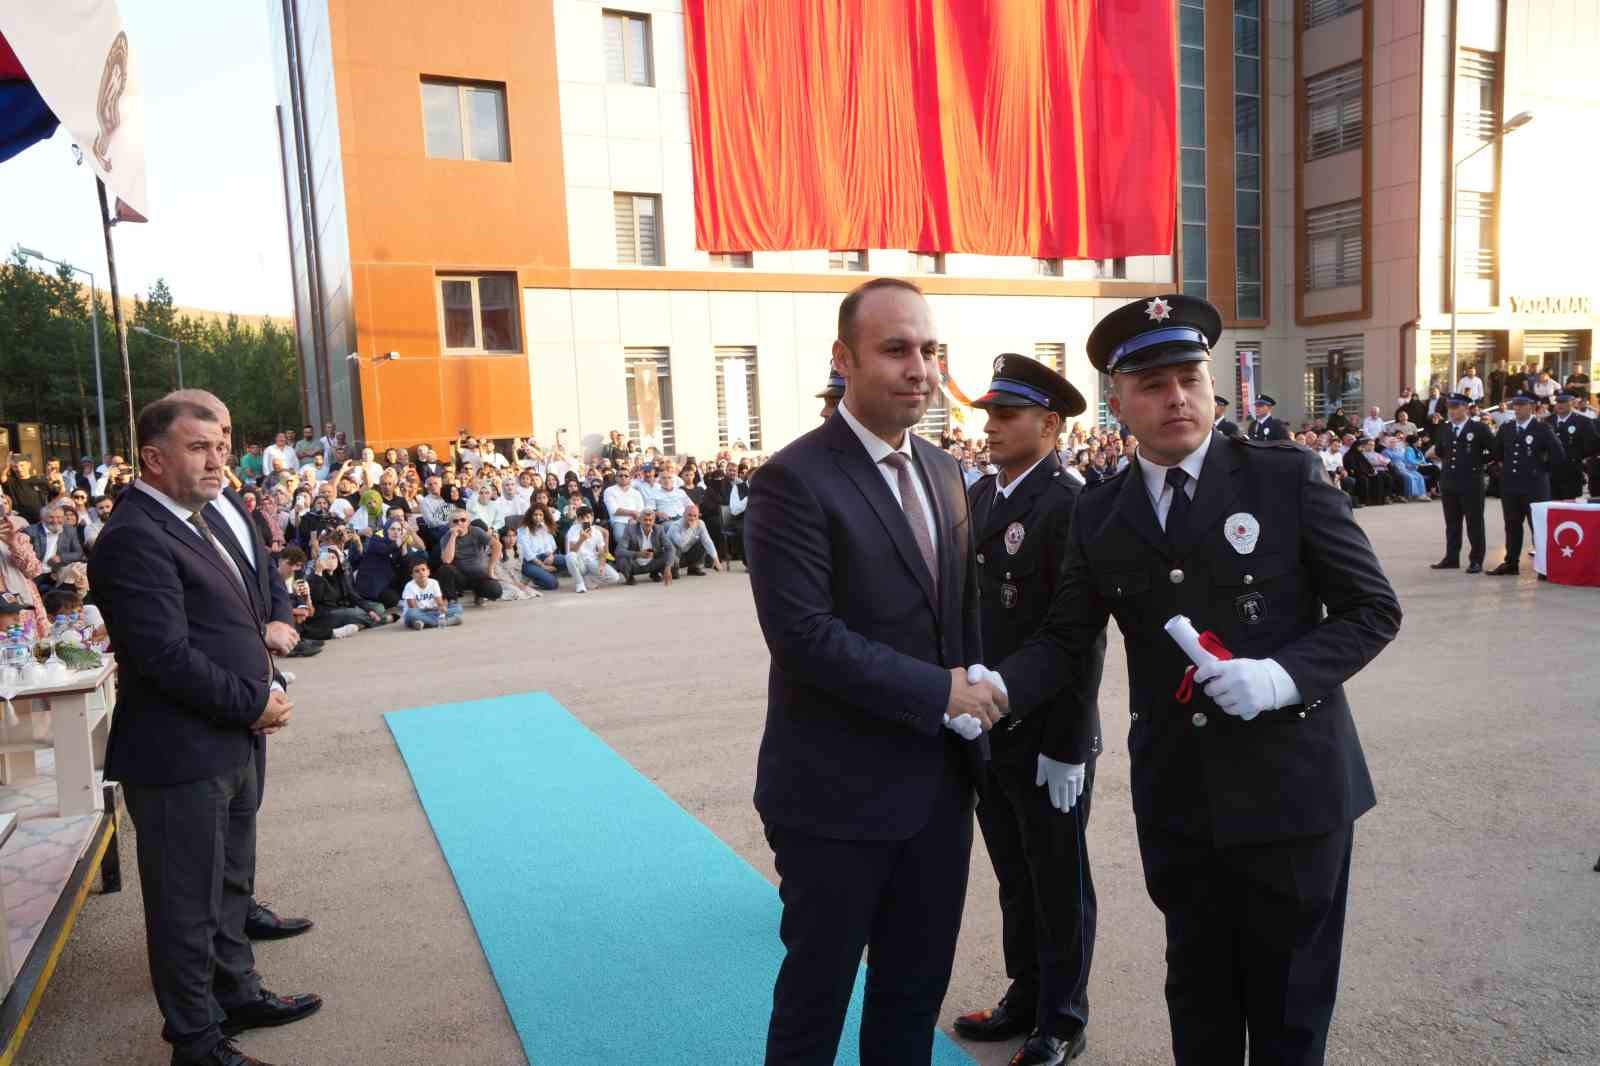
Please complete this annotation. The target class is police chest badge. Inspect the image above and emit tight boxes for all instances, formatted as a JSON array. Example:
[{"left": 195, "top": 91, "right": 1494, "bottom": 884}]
[
  {"left": 1526, "top": 434, "right": 1534, "bottom": 445},
  {"left": 1000, "top": 578, "right": 1019, "bottom": 609},
  {"left": 1004, "top": 521, "right": 1025, "bottom": 555},
  {"left": 1235, "top": 592, "right": 1266, "bottom": 624},
  {"left": 1223, "top": 512, "right": 1259, "bottom": 555},
  {"left": 1568, "top": 425, "right": 1577, "bottom": 435}
]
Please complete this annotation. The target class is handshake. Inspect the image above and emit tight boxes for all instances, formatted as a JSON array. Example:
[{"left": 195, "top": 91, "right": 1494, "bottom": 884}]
[{"left": 942, "top": 665, "right": 1009, "bottom": 741}]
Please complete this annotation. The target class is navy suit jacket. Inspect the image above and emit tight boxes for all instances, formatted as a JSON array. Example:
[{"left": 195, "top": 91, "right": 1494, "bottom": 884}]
[
  {"left": 745, "top": 412, "right": 984, "bottom": 842},
  {"left": 90, "top": 486, "right": 274, "bottom": 786}
]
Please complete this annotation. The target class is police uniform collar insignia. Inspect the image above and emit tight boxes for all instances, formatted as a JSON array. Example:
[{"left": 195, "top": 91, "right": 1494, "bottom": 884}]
[
  {"left": 1224, "top": 512, "right": 1259, "bottom": 555},
  {"left": 1145, "top": 297, "right": 1172, "bottom": 322},
  {"left": 1004, "top": 521, "right": 1025, "bottom": 555}
]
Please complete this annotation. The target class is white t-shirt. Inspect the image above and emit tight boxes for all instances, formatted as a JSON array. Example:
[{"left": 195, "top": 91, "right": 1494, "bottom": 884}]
[{"left": 403, "top": 578, "right": 443, "bottom": 611}]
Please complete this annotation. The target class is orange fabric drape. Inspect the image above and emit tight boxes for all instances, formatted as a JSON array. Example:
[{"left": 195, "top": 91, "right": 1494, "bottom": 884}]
[{"left": 683, "top": 0, "right": 1177, "bottom": 259}]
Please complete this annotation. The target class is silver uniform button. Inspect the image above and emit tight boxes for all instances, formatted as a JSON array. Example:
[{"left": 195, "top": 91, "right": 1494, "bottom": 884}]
[
  {"left": 976, "top": 553, "right": 984, "bottom": 565},
  {"left": 1169, "top": 568, "right": 1184, "bottom": 584},
  {"left": 1243, "top": 574, "right": 1254, "bottom": 585},
  {"left": 1130, "top": 711, "right": 1140, "bottom": 721},
  {"left": 1192, "top": 712, "right": 1208, "bottom": 727}
]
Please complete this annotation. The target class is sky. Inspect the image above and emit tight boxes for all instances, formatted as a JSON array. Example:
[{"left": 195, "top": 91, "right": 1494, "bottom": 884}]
[{"left": 0, "top": 0, "right": 294, "bottom": 317}]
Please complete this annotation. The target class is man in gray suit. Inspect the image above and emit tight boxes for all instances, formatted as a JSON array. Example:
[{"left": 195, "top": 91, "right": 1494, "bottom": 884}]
[{"left": 615, "top": 509, "right": 675, "bottom": 586}]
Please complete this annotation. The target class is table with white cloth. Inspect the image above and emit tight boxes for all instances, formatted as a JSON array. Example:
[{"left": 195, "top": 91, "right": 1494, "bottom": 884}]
[
  {"left": 1530, "top": 501, "right": 1600, "bottom": 584},
  {"left": 0, "top": 659, "right": 117, "bottom": 816}
]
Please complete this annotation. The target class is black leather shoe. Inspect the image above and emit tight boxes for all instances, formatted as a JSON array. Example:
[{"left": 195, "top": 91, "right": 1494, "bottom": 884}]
[
  {"left": 172, "top": 1038, "right": 274, "bottom": 1065},
  {"left": 953, "top": 1002, "right": 1035, "bottom": 1041},
  {"left": 221, "top": 990, "right": 323, "bottom": 1036},
  {"left": 1487, "top": 562, "right": 1519, "bottom": 576},
  {"left": 624, "top": 570, "right": 635, "bottom": 586},
  {"left": 1430, "top": 560, "right": 1459, "bottom": 570},
  {"left": 1008, "top": 1030, "right": 1086, "bottom": 1066},
  {"left": 687, "top": 565, "right": 705, "bottom": 576},
  {"left": 1466, "top": 562, "right": 1483, "bottom": 574},
  {"left": 286, "top": 639, "right": 323, "bottom": 658},
  {"left": 650, "top": 571, "right": 662, "bottom": 582},
  {"left": 245, "top": 901, "right": 313, "bottom": 941}
]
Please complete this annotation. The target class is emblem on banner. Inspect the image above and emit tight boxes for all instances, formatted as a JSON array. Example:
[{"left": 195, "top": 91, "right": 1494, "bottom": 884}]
[
  {"left": 1224, "top": 513, "right": 1260, "bottom": 555},
  {"left": 94, "top": 31, "right": 130, "bottom": 171},
  {"left": 1004, "top": 522, "right": 1025, "bottom": 555}
]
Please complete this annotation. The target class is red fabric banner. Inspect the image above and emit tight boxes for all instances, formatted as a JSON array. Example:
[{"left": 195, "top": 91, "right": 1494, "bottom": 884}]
[
  {"left": 1545, "top": 507, "right": 1600, "bottom": 587},
  {"left": 683, "top": 0, "right": 1176, "bottom": 259}
]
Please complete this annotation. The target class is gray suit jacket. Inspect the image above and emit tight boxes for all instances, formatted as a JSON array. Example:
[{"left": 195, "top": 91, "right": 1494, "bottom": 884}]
[{"left": 27, "top": 522, "right": 86, "bottom": 570}]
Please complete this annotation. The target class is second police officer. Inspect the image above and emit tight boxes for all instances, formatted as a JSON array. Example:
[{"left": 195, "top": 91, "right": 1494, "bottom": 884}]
[
  {"left": 954, "top": 355, "right": 1106, "bottom": 1066},
  {"left": 1487, "top": 391, "right": 1564, "bottom": 576},
  {"left": 1426, "top": 393, "right": 1495, "bottom": 573}
]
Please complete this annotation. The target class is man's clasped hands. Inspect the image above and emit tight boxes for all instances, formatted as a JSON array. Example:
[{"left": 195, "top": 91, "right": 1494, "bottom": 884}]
[{"left": 943, "top": 665, "right": 1087, "bottom": 814}]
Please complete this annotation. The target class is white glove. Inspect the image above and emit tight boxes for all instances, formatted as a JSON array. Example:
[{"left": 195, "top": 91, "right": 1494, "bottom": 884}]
[
  {"left": 1192, "top": 657, "right": 1299, "bottom": 721},
  {"left": 942, "top": 713, "right": 983, "bottom": 741},
  {"left": 1036, "top": 754, "right": 1086, "bottom": 812},
  {"left": 966, "top": 664, "right": 1008, "bottom": 710}
]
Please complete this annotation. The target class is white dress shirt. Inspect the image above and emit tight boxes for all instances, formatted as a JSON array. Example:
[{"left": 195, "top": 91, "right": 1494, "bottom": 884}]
[
  {"left": 132, "top": 480, "right": 249, "bottom": 593},
  {"left": 1456, "top": 374, "right": 1484, "bottom": 401},
  {"left": 604, "top": 484, "right": 646, "bottom": 519},
  {"left": 213, "top": 491, "right": 260, "bottom": 572},
  {"left": 728, "top": 479, "right": 749, "bottom": 516},
  {"left": 1135, "top": 432, "right": 1210, "bottom": 531},
  {"left": 837, "top": 398, "right": 940, "bottom": 555},
  {"left": 994, "top": 453, "right": 1051, "bottom": 501},
  {"left": 1360, "top": 416, "right": 1388, "bottom": 440}
]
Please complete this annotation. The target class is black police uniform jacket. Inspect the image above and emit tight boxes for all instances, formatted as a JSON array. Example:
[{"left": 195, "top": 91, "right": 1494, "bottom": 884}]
[
  {"left": 1214, "top": 417, "right": 1242, "bottom": 438},
  {"left": 1248, "top": 416, "right": 1289, "bottom": 441},
  {"left": 1493, "top": 418, "right": 1565, "bottom": 497},
  {"left": 1431, "top": 419, "right": 1494, "bottom": 493},
  {"left": 968, "top": 451, "right": 1106, "bottom": 766},
  {"left": 1547, "top": 413, "right": 1597, "bottom": 496},
  {"left": 995, "top": 433, "right": 1401, "bottom": 848}
]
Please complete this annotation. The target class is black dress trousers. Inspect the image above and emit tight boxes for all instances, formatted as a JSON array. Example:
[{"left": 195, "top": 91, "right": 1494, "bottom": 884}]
[
  {"left": 1440, "top": 482, "right": 1486, "bottom": 565},
  {"left": 1137, "top": 820, "right": 1354, "bottom": 1066},
  {"left": 763, "top": 738, "right": 974, "bottom": 1066},
  {"left": 974, "top": 752, "right": 1097, "bottom": 1039}
]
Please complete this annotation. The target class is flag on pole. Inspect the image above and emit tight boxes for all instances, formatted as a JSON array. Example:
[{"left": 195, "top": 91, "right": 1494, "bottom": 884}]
[{"left": 0, "top": 1, "right": 148, "bottom": 221}]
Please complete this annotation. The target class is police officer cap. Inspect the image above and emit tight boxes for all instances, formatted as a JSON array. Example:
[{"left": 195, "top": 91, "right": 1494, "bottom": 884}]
[
  {"left": 815, "top": 368, "right": 846, "bottom": 399},
  {"left": 1214, "top": 395, "right": 1230, "bottom": 407},
  {"left": 1254, "top": 394, "right": 1277, "bottom": 407},
  {"left": 972, "top": 352, "right": 1087, "bottom": 417},
  {"left": 1554, "top": 390, "right": 1579, "bottom": 402},
  {"left": 1510, "top": 391, "right": 1537, "bottom": 404},
  {"left": 1446, "top": 392, "right": 1472, "bottom": 406},
  {"left": 1086, "top": 294, "right": 1222, "bottom": 376}
]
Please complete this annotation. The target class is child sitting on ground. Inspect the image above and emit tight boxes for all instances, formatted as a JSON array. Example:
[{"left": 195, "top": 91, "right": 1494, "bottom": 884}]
[{"left": 401, "top": 560, "right": 463, "bottom": 630}]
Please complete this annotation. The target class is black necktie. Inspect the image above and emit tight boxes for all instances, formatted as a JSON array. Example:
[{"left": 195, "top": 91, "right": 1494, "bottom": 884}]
[{"left": 1165, "top": 467, "right": 1191, "bottom": 538}]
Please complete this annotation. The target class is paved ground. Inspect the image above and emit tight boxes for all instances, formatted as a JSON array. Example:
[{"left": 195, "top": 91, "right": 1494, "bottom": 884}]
[{"left": 17, "top": 499, "right": 1599, "bottom": 1065}]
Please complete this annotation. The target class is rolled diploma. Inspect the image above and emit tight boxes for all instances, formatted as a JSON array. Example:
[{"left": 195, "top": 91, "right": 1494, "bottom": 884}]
[{"left": 1163, "top": 614, "right": 1218, "bottom": 669}]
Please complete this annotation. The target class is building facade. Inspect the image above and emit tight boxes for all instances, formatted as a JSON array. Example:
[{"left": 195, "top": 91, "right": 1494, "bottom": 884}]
[{"left": 269, "top": 0, "right": 1599, "bottom": 455}]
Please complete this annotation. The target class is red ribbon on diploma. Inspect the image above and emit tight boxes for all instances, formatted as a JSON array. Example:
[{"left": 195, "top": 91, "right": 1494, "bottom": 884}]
[{"left": 1174, "top": 631, "right": 1234, "bottom": 704}]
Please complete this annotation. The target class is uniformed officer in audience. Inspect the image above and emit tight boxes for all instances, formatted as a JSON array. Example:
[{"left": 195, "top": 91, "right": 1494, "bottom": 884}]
[
  {"left": 1213, "top": 395, "right": 1241, "bottom": 438},
  {"left": 954, "top": 354, "right": 1106, "bottom": 1066},
  {"left": 1487, "top": 391, "right": 1565, "bottom": 576},
  {"left": 1427, "top": 393, "right": 1495, "bottom": 573},
  {"left": 981, "top": 294, "right": 1402, "bottom": 1066},
  {"left": 1546, "top": 391, "right": 1596, "bottom": 501},
  {"left": 816, "top": 368, "right": 846, "bottom": 422},
  {"left": 1247, "top": 394, "right": 1289, "bottom": 440}
]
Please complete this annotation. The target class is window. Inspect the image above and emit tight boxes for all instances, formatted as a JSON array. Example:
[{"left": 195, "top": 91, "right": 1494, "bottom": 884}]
[
  {"left": 1455, "top": 190, "right": 1496, "bottom": 280},
  {"left": 715, "top": 347, "right": 762, "bottom": 450},
  {"left": 709, "top": 251, "right": 753, "bottom": 268},
  {"left": 420, "top": 79, "right": 509, "bottom": 162},
  {"left": 603, "top": 10, "right": 653, "bottom": 87},
  {"left": 913, "top": 345, "right": 950, "bottom": 442},
  {"left": 614, "top": 193, "right": 663, "bottom": 266},
  {"left": 625, "top": 347, "right": 675, "bottom": 453},
  {"left": 1179, "top": 0, "right": 1206, "bottom": 298},
  {"left": 1033, "top": 343, "right": 1065, "bottom": 375},
  {"left": 1305, "top": 64, "right": 1362, "bottom": 160},
  {"left": 436, "top": 274, "right": 521, "bottom": 354},
  {"left": 1035, "top": 257, "right": 1064, "bottom": 277},
  {"left": 1304, "top": 336, "right": 1364, "bottom": 417},
  {"left": 829, "top": 249, "right": 868, "bottom": 271},
  {"left": 1235, "top": 0, "right": 1264, "bottom": 319},
  {"left": 1304, "top": 0, "right": 1361, "bottom": 31},
  {"left": 1305, "top": 200, "right": 1362, "bottom": 290},
  {"left": 912, "top": 251, "right": 946, "bottom": 274},
  {"left": 1428, "top": 331, "right": 1503, "bottom": 389},
  {"left": 1095, "top": 258, "right": 1127, "bottom": 280},
  {"left": 1456, "top": 50, "right": 1500, "bottom": 141}
]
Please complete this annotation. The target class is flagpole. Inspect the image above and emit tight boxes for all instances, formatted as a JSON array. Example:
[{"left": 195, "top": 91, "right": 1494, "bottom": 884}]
[{"left": 97, "top": 178, "right": 138, "bottom": 469}]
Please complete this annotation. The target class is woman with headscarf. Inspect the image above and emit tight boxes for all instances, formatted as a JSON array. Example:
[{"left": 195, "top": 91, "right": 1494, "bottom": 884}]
[{"left": 352, "top": 519, "right": 408, "bottom": 612}]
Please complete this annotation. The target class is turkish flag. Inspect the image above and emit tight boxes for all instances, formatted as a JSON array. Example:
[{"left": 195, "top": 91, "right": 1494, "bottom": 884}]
[{"left": 1545, "top": 506, "right": 1600, "bottom": 586}]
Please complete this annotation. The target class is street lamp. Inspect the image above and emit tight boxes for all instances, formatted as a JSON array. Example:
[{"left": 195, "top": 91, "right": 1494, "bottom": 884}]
[
  {"left": 16, "top": 248, "right": 109, "bottom": 463},
  {"left": 130, "top": 325, "right": 183, "bottom": 389},
  {"left": 1448, "top": 110, "right": 1533, "bottom": 393}
]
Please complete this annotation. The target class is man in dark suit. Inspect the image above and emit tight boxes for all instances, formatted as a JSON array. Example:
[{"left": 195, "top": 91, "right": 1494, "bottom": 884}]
[
  {"left": 745, "top": 277, "right": 1004, "bottom": 1066},
  {"left": 983, "top": 294, "right": 1401, "bottom": 1066},
  {"left": 174, "top": 390, "right": 316, "bottom": 940},
  {"left": 1487, "top": 392, "right": 1565, "bottom": 575},
  {"left": 91, "top": 397, "right": 322, "bottom": 1066},
  {"left": 955, "top": 355, "right": 1105, "bottom": 1065},
  {"left": 614, "top": 509, "right": 675, "bottom": 585},
  {"left": 1427, "top": 394, "right": 1495, "bottom": 572},
  {"left": 1212, "top": 395, "right": 1241, "bottom": 438},
  {"left": 1547, "top": 391, "right": 1597, "bottom": 500},
  {"left": 25, "top": 502, "right": 86, "bottom": 582},
  {"left": 1247, "top": 395, "right": 1289, "bottom": 440}
]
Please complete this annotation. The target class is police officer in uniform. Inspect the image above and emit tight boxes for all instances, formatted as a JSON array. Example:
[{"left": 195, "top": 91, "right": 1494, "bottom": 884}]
[
  {"left": 982, "top": 294, "right": 1402, "bottom": 1066},
  {"left": 816, "top": 368, "right": 846, "bottom": 422},
  {"left": 1247, "top": 395, "right": 1289, "bottom": 440},
  {"left": 954, "top": 355, "right": 1106, "bottom": 1066},
  {"left": 1213, "top": 395, "right": 1241, "bottom": 438},
  {"left": 1487, "top": 391, "right": 1565, "bottom": 575},
  {"left": 1427, "top": 393, "right": 1494, "bottom": 573},
  {"left": 1547, "top": 391, "right": 1597, "bottom": 500}
]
